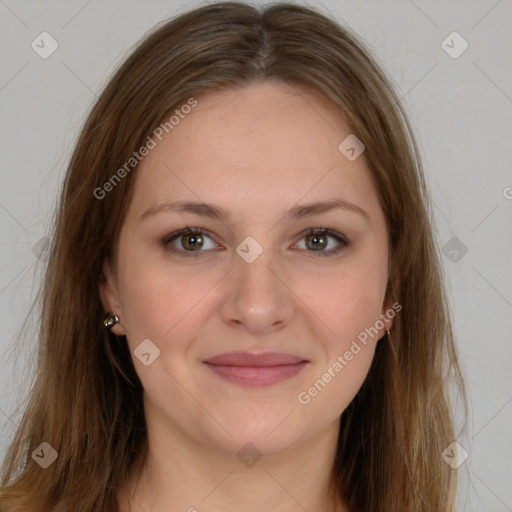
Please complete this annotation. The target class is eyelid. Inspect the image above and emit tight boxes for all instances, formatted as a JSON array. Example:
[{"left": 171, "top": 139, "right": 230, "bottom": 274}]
[
  {"left": 162, "top": 226, "right": 215, "bottom": 245},
  {"left": 297, "top": 227, "right": 349, "bottom": 244},
  {"left": 162, "top": 226, "right": 349, "bottom": 257}
]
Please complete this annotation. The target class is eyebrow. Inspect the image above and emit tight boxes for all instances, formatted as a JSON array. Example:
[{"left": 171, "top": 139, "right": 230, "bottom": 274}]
[{"left": 140, "top": 198, "right": 370, "bottom": 223}]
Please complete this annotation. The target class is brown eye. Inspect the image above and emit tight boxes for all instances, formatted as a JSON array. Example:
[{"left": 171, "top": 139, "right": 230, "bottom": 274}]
[
  {"left": 305, "top": 233, "right": 328, "bottom": 251},
  {"left": 181, "top": 232, "right": 204, "bottom": 251},
  {"left": 163, "top": 227, "right": 220, "bottom": 256},
  {"left": 294, "top": 228, "right": 349, "bottom": 257}
]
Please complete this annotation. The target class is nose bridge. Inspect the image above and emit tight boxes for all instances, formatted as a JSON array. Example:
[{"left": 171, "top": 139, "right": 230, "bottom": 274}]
[
  {"left": 220, "top": 238, "right": 294, "bottom": 332},
  {"left": 237, "top": 248, "right": 277, "bottom": 297}
]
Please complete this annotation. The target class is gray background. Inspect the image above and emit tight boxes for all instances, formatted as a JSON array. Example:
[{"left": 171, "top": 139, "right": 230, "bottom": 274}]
[{"left": 1, "top": 0, "right": 511, "bottom": 510}]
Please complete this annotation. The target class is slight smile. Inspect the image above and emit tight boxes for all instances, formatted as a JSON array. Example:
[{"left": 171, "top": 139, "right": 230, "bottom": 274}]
[{"left": 203, "top": 352, "right": 310, "bottom": 387}]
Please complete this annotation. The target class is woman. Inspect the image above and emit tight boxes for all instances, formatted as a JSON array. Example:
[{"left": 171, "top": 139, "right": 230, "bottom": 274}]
[{"left": 0, "top": 2, "right": 467, "bottom": 511}]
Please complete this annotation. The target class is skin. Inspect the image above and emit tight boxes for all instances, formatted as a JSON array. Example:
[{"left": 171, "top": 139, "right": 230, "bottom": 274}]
[{"left": 101, "top": 81, "right": 394, "bottom": 512}]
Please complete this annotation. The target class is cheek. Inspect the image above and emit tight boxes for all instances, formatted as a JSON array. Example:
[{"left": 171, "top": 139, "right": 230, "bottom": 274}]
[
  {"left": 114, "top": 253, "right": 220, "bottom": 399},
  {"left": 115, "top": 245, "right": 218, "bottom": 350},
  {"left": 295, "top": 267, "right": 385, "bottom": 420},
  {"left": 296, "top": 261, "right": 388, "bottom": 346}
]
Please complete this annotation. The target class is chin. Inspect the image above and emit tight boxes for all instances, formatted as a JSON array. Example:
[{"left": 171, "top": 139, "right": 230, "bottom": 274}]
[
  {"left": 218, "top": 427, "right": 301, "bottom": 459},
  {"left": 198, "top": 408, "right": 305, "bottom": 457}
]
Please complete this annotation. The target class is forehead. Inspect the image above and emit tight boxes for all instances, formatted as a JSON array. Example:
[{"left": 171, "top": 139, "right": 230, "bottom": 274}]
[{"left": 126, "top": 81, "right": 382, "bottom": 225}]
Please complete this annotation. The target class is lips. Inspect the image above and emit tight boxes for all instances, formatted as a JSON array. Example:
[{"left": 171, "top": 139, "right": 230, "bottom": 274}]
[
  {"left": 203, "top": 352, "right": 308, "bottom": 387},
  {"left": 204, "top": 352, "right": 305, "bottom": 366}
]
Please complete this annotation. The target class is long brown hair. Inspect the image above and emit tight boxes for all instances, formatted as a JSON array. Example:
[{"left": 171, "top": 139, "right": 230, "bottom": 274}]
[{"left": 0, "top": 2, "right": 467, "bottom": 511}]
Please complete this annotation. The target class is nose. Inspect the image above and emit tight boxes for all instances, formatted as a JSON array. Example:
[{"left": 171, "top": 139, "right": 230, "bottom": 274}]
[{"left": 218, "top": 245, "right": 295, "bottom": 336}]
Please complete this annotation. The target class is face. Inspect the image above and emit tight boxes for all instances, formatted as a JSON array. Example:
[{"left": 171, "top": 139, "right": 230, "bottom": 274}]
[{"left": 101, "top": 81, "right": 394, "bottom": 456}]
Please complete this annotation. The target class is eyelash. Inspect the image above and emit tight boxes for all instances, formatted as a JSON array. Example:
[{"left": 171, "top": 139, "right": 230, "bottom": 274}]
[{"left": 162, "top": 227, "right": 350, "bottom": 258}]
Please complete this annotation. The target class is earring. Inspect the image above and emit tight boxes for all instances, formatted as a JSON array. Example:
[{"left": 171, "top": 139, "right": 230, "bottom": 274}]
[
  {"left": 104, "top": 314, "right": 119, "bottom": 330},
  {"left": 386, "top": 329, "right": 391, "bottom": 341}
]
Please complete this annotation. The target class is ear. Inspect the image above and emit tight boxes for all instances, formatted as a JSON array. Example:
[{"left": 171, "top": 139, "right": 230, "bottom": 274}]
[
  {"left": 378, "top": 297, "right": 399, "bottom": 340},
  {"left": 99, "top": 259, "right": 126, "bottom": 336}
]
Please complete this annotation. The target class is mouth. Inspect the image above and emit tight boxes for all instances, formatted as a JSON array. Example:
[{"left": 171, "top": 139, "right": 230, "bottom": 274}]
[{"left": 203, "top": 352, "right": 309, "bottom": 387}]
